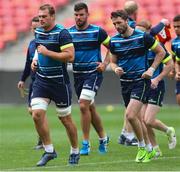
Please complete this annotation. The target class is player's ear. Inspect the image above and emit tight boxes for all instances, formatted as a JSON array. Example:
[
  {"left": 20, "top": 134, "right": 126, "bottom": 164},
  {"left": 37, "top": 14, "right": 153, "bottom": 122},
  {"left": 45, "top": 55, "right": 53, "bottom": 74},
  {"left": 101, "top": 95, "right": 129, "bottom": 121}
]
[{"left": 51, "top": 14, "right": 55, "bottom": 21}]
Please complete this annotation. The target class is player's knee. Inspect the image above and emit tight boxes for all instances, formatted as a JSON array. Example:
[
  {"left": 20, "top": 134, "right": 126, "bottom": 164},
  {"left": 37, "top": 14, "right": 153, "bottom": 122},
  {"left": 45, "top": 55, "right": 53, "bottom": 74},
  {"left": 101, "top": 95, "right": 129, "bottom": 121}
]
[
  {"left": 32, "top": 109, "right": 44, "bottom": 121},
  {"left": 176, "top": 95, "right": 180, "bottom": 106},
  {"left": 144, "top": 118, "right": 153, "bottom": 127},
  {"left": 126, "top": 113, "right": 135, "bottom": 122},
  {"left": 60, "top": 115, "right": 73, "bottom": 127},
  {"left": 79, "top": 101, "right": 89, "bottom": 112},
  {"left": 31, "top": 98, "right": 48, "bottom": 111},
  {"left": 56, "top": 106, "right": 71, "bottom": 117}
]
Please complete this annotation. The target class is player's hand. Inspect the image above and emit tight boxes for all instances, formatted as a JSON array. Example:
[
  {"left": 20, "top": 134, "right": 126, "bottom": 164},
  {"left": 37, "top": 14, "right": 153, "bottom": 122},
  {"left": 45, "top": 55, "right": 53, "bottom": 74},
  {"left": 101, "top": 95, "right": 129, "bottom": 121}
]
[
  {"left": 37, "top": 44, "right": 49, "bottom": 55},
  {"left": 161, "top": 18, "right": 170, "bottom": 27},
  {"left": 17, "top": 81, "right": 25, "bottom": 89},
  {"left": 96, "top": 62, "right": 106, "bottom": 72},
  {"left": 175, "top": 72, "right": 180, "bottom": 81},
  {"left": 31, "top": 60, "right": 38, "bottom": 72},
  {"left": 151, "top": 78, "right": 159, "bottom": 89},
  {"left": 114, "top": 67, "right": 124, "bottom": 76},
  {"left": 141, "top": 67, "right": 154, "bottom": 79}
]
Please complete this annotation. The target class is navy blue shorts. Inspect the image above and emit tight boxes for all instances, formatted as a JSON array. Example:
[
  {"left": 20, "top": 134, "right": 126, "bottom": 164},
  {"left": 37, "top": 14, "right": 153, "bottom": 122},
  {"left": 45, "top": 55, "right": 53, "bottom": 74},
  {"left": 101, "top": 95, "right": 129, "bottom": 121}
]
[
  {"left": 31, "top": 77, "right": 72, "bottom": 108},
  {"left": 121, "top": 79, "right": 151, "bottom": 107},
  {"left": 73, "top": 71, "right": 103, "bottom": 99},
  {"left": 145, "top": 80, "right": 165, "bottom": 107},
  {"left": 175, "top": 81, "right": 180, "bottom": 94}
]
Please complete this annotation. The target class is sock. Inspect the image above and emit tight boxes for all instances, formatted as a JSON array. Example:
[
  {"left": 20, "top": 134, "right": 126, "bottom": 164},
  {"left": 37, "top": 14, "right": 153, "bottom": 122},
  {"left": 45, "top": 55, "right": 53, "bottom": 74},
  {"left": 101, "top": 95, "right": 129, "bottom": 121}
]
[
  {"left": 153, "top": 145, "right": 160, "bottom": 151},
  {"left": 121, "top": 128, "right": 127, "bottom": 136},
  {"left": 126, "top": 132, "right": 135, "bottom": 140},
  {"left": 43, "top": 144, "right": 54, "bottom": 153},
  {"left": 146, "top": 143, "right": 153, "bottom": 152},
  {"left": 83, "top": 140, "right": 90, "bottom": 144},
  {"left": 166, "top": 127, "right": 171, "bottom": 134},
  {"left": 99, "top": 136, "right": 107, "bottom": 141},
  {"left": 70, "top": 146, "right": 79, "bottom": 154},
  {"left": 138, "top": 140, "right": 145, "bottom": 148}
]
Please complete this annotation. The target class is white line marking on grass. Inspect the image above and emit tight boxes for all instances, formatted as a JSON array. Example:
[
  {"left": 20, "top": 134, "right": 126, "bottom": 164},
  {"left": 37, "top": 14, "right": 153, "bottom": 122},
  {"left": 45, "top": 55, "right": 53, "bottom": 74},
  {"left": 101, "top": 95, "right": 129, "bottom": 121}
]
[{"left": 5, "top": 156, "right": 180, "bottom": 171}]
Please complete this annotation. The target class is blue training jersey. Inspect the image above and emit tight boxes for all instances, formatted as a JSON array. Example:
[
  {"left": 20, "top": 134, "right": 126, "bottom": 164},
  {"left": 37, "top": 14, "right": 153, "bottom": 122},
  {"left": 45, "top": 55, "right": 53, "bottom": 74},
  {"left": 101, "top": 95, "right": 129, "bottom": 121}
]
[
  {"left": 147, "top": 46, "right": 171, "bottom": 79},
  {"left": 147, "top": 26, "right": 172, "bottom": 79},
  {"left": 171, "top": 37, "right": 180, "bottom": 62},
  {"left": 35, "top": 24, "right": 73, "bottom": 84},
  {"left": 110, "top": 29, "right": 157, "bottom": 81},
  {"left": 68, "top": 24, "right": 110, "bottom": 73},
  {"left": 20, "top": 39, "right": 36, "bottom": 82},
  {"left": 128, "top": 17, "right": 136, "bottom": 28}
]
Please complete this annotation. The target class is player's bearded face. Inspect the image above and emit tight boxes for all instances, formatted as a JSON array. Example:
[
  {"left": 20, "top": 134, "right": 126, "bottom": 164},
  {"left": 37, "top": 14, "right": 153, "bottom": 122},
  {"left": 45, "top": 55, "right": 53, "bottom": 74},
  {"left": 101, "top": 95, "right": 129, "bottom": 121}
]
[
  {"left": 112, "top": 17, "right": 128, "bottom": 34},
  {"left": 116, "top": 24, "right": 127, "bottom": 34},
  {"left": 38, "top": 9, "right": 54, "bottom": 29},
  {"left": 74, "top": 9, "right": 89, "bottom": 27},
  {"left": 174, "top": 21, "right": 180, "bottom": 36}
]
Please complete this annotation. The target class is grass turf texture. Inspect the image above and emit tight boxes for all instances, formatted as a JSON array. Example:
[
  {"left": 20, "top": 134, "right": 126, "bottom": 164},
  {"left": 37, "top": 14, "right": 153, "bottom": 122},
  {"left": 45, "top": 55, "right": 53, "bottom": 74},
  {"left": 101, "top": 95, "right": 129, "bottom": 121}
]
[{"left": 0, "top": 105, "right": 180, "bottom": 171}]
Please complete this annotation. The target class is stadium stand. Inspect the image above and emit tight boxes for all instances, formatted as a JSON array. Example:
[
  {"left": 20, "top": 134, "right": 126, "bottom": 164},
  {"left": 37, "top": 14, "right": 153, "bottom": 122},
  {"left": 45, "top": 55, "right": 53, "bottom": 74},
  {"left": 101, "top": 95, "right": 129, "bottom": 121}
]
[
  {"left": 0, "top": 0, "right": 69, "bottom": 51},
  {"left": 63, "top": 0, "right": 179, "bottom": 37},
  {"left": 0, "top": 0, "right": 180, "bottom": 51}
]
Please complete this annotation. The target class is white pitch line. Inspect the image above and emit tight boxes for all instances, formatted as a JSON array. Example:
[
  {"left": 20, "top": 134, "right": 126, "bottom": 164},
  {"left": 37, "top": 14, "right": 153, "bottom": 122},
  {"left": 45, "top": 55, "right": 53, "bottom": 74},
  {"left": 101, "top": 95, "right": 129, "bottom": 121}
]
[{"left": 5, "top": 156, "right": 180, "bottom": 171}]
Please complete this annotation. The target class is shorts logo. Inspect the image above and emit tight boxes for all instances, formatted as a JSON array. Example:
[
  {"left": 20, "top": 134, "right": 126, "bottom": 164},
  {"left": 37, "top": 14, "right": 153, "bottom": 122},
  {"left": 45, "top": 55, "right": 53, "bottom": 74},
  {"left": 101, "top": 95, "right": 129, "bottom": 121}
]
[
  {"left": 149, "top": 99, "right": 157, "bottom": 103},
  {"left": 131, "top": 94, "right": 139, "bottom": 99},
  {"left": 84, "top": 84, "right": 91, "bottom": 89},
  {"left": 56, "top": 102, "right": 67, "bottom": 106}
]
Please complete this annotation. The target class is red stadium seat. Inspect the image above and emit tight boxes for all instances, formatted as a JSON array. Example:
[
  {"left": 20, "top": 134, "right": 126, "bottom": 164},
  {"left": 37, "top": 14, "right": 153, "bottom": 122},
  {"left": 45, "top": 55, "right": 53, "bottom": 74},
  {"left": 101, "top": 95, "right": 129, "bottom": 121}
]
[{"left": 0, "top": 0, "right": 71, "bottom": 51}]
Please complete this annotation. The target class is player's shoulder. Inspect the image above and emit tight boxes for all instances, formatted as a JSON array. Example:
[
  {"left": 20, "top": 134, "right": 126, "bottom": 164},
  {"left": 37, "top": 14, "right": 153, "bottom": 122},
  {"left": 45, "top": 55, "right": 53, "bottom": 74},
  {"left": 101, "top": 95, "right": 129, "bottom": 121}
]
[
  {"left": 172, "top": 37, "right": 180, "bottom": 43},
  {"left": 52, "top": 24, "right": 65, "bottom": 33},
  {"left": 134, "top": 28, "right": 145, "bottom": 36},
  {"left": 35, "top": 27, "right": 43, "bottom": 33},
  {"left": 67, "top": 25, "right": 76, "bottom": 31},
  {"left": 56, "top": 24, "right": 64, "bottom": 29},
  {"left": 110, "top": 33, "right": 121, "bottom": 41},
  {"left": 29, "top": 39, "right": 36, "bottom": 44},
  {"left": 89, "top": 24, "right": 100, "bottom": 29}
]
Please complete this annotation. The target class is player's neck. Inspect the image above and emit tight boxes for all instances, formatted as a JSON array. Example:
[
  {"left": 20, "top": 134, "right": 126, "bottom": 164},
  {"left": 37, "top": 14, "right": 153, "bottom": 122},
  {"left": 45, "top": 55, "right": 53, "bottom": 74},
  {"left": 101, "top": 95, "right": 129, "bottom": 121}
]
[
  {"left": 121, "top": 26, "right": 134, "bottom": 38},
  {"left": 44, "top": 23, "right": 56, "bottom": 32},
  {"left": 76, "top": 22, "right": 89, "bottom": 30}
]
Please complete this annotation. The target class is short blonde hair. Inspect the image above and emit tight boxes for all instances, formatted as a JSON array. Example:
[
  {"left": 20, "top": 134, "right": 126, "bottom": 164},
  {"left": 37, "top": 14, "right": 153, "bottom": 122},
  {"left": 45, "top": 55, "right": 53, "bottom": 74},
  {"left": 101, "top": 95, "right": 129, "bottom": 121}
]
[{"left": 124, "top": 0, "right": 138, "bottom": 15}]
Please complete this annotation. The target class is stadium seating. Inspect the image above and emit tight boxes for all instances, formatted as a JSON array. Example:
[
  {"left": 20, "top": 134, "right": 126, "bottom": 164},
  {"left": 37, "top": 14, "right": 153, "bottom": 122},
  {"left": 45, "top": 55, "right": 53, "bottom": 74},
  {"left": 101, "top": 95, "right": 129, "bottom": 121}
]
[
  {"left": 0, "top": 0, "right": 180, "bottom": 51},
  {"left": 0, "top": 0, "right": 69, "bottom": 51},
  {"left": 63, "top": 0, "right": 179, "bottom": 37}
]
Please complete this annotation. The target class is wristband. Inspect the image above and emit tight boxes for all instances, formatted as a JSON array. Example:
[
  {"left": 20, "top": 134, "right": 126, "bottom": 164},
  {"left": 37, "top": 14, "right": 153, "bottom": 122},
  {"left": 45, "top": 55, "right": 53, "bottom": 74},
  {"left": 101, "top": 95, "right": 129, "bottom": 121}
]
[{"left": 149, "top": 67, "right": 155, "bottom": 72}]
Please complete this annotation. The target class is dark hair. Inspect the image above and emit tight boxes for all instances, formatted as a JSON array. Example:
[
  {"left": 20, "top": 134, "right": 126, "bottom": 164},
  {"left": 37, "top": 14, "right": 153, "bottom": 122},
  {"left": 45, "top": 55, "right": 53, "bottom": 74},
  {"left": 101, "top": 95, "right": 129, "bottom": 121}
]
[
  {"left": 173, "top": 14, "right": 180, "bottom": 22},
  {"left": 39, "top": 4, "right": 55, "bottom": 16},
  {"left": 111, "top": 10, "right": 128, "bottom": 20},
  {"left": 32, "top": 16, "right": 39, "bottom": 22},
  {"left": 74, "top": 2, "right": 88, "bottom": 13}
]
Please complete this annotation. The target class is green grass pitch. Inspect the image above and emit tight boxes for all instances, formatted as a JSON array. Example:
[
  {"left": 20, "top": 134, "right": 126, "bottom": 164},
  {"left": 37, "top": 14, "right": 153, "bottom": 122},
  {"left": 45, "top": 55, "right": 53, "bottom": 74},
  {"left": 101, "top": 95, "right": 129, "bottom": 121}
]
[{"left": 0, "top": 104, "right": 180, "bottom": 171}]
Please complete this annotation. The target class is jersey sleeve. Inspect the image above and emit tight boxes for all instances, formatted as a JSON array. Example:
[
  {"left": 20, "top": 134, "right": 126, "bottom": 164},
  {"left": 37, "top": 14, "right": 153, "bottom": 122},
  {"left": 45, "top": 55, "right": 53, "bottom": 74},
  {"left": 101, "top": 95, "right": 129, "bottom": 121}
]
[
  {"left": 150, "top": 22, "right": 164, "bottom": 37},
  {"left": 144, "top": 32, "right": 158, "bottom": 50},
  {"left": 161, "top": 46, "right": 171, "bottom": 64},
  {"left": 109, "top": 39, "right": 115, "bottom": 54},
  {"left": 128, "top": 17, "right": 136, "bottom": 28},
  {"left": 98, "top": 27, "right": 110, "bottom": 46},
  {"left": 59, "top": 29, "right": 74, "bottom": 51},
  {"left": 20, "top": 42, "right": 32, "bottom": 81}
]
